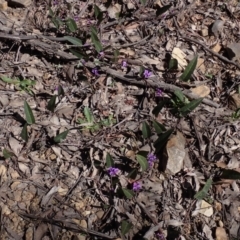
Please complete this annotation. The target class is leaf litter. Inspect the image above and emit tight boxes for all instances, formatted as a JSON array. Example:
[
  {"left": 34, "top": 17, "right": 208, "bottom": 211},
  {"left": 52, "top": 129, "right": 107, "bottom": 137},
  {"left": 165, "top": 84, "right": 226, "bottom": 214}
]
[{"left": 0, "top": 0, "right": 239, "bottom": 239}]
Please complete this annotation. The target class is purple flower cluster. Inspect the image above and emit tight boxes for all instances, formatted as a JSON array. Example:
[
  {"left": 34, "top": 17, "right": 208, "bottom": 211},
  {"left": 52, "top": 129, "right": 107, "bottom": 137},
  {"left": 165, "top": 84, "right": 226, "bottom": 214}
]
[
  {"left": 107, "top": 167, "right": 120, "bottom": 177},
  {"left": 143, "top": 69, "right": 152, "bottom": 79},
  {"left": 122, "top": 60, "right": 127, "bottom": 67},
  {"left": 133, "top": 181, "right": 141, "bottom": 191},
  {"left": 156, "top": 88, "right": 163, "bottom": 97},
  {"left": 147, "top": 152, "right": 157, "bottom": 167},
  {"left": 92, "top": 68, "right": 99, "bottom": 76}
]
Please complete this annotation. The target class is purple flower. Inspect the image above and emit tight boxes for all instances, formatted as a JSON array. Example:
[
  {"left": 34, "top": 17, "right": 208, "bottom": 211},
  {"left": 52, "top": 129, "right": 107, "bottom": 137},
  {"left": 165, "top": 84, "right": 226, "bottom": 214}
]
[
  {"left": 122, "top": 60, "right": 127, "bottom": 67},
  {"left": 92, "top": 68, "right": 99, "bottom": 76},
  {"left": 74, "top": 16, "right": 79, "bottom": 21},
  {"left": 143, "top": 69, "right": 152, "bottom": 79},
  {"left": 147, "top": 152, "right": 157, "bottom": 167},
  {"left": 156, "top": 88, "right": 163, "bottom": 97},
  {"left": 99, "top": 51, "right": 104, "bottom": 58},
  {"left": 156, "top": 232, "right": 165, "bottom": 240},
  {"left": 108, "top": 167, "right": 120, "bottom": 177},
  {"left": 53, "top": 0, "right": 58, "bottom": 5},
  {"left": 133, "top": 182, "right": 142, "bottom": 191}
]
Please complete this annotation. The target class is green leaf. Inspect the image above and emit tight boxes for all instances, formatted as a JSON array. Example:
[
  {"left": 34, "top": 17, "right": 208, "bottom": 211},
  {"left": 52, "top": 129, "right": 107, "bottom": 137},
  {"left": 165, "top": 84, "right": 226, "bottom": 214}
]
[
  {"left": 156, "top": 4, "right": 172, "bottom": 17},
  {"left": 179, "top": 55, "right": 198, "bottom": 82},
  {"left": 3, "top": 149, "right": 14, "bottom": 159},
  {"left": 152, "top": 100, "right": 167, "bottom": 116},
  {"left": 127, "top": 169, "right": 138, "bottom": 179},
  {"left": 57, "top": 85, "right": 65, "bottom": 96},
  {"left": 220, "top": 169, "right": 240, "bottom": 180},
  {"left": 106, "top": 153, "right": 114, "bottom": 168},
  {"left": 153, "top": 120, "right": 166, "bottom": 134},
  {"left": 154, "top": 129, "right": 174, "bottom": 153},
  {"left": 0, "top": 76, "right": 19, "bottom": 84},
  {"left": 179, "top": 98, "right": 203, "bottom": 116},
  {"left": 84, "top": 107, "right": 93, "bottom": 123},
  {"left": 194, "top": 179, "right": 212, "bottom": 200},
  {"left": 142, "top": 121, "right": 151, "bottom": 139},
  {"left": 140, "top": 0, "right": 146, "bottom": 5},
  {"left": 113, "top": 49, "right": 120, "bottom": 62},
  {"left": 94, "top": 4, "right": 103, "bottom": 24},
  {"left": 54, "top": 130, "right": 69, "bottom": 143},
  {"left": 48, "top": 7, "right": 54, "bottom": 17},
  {"left": 69, "top": 49, "right": 84, "bottom": 59},
  {"left": 174, "top": 90, "right": 187, "bottom": 104},
  {"left": 139, "top": 66, "right": 144, "bottom": 76},
  {"left": 136, "top": 153, "right": 148, "bottom": 171},
  {"left": 121, "top": 220, "right": 132, "bottom": 235},
  {"left": 122, "top": 188, "right": 134, "bottom": 199},
  {"left": 20, "top": 123, "right": 28, "bottom": 142},
  {"left": 47, "top": 95, "right": 57, "bottom": 112},
  {"left": 169, "top": 58, "right": 178, "bottom": 70},
  {"left": 24, "top": 101, "right": 35, "bottom": 125},
  {"left": 90, "top": 27, "right": 103, "bottom": 53},
  {"left": 51, "top": 16, "right": 64, "bottom": 29},
  {"left": 64, "top": 36, "right": 82, "bottom": 46},
  {"left": 65, "top": 18, "right": 77, "bottom": 32}
]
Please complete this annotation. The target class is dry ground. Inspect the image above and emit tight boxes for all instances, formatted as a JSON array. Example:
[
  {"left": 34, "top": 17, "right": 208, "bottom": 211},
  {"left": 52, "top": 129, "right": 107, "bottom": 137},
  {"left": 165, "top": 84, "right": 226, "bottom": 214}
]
[{"left": 0, "top": 0, "right": 240, "bottom": 239}]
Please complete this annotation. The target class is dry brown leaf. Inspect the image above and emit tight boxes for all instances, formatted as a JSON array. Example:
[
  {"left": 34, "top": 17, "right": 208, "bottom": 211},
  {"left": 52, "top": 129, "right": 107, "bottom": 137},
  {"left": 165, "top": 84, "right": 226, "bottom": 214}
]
[
  {"left": 172, "top": 47, "right": 187, "bottom": 70},
  {"left": 216, "top": 227, "right": 228, "bottom": 240}
]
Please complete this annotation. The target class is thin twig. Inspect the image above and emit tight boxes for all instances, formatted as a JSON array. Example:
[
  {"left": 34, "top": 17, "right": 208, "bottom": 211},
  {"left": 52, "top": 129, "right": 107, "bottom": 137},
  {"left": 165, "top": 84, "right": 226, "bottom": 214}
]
[{"left": 101, "top": 66, "right": 220, "bottom": 108}]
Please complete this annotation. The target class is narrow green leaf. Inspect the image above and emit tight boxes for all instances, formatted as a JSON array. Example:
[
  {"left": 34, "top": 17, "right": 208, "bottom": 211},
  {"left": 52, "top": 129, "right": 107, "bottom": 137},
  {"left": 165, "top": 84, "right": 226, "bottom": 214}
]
[
  {"left": 140, "top": 0, "right": 146, "bottom": 5},
  {"left": 57, "top": 85, "right": 65, "bottom": 96},
  {"left": 84, "top": 107, "right": 93, "bottom": 123},
  {"left": 69, "top": 49, "right": 84, "bottom": 59},
  {"left": 194, "top": 179, "right": 212, "bottom": 200},
  {"left": 152, "top": 100, "right": 167, "bottom": 116},
  {"left": 91, "top": 27, "right": 103, "bottom": 53},
  {"left": 127, "top": 169, "right": 138, "bottom": 179},
  {"left": 106, "top": 153, "right": 114, "bottom": 168},
  {"left": 179, "top": 98, "right": 203, "bottom": 116},
  {"left": 121, "top": 220, "right": 132, "bottom": 235},
  {"left": 174, "top": 90, "right": 187, "bottom": 104},
  {"left": 24, "top": 101, "right": 35, "bottom": 125},
  {"left": 94, "top": 4, "right": 103, "bottom": 23},
  {"left": 20, "top": 123, "right": 28, "bottom": 142},
  {"left": 122, "top": 188, "right": 134, "bottom": 199},
  {"left": 169, "top": 58, "right": 178, "bottom": 70},
  {"left": 136, "top": 154, "right": 148, "bottom": 171},
  {"left": 51, "top": 16, "right": 64, "bottom": 29},
  {"left": 64, "top": 36, "right": 82, "bottom": 46},
  {"left": 156, "top": 4, "right": 172, "bottom": 17},
  {"left": 220, "top": 169, "right": 240, "bottom": 180},
  {"left": 3, "top": 149, "right": 14, "bottom": 159},
  {"left": 153, "top": 120, "right": 166, "bottom": 134},
  {"left": 47, "top": 95, "right": 57, "bottom": 112},
  {"left": 65, "top": 18, "right": 77, "bottom": 32},
  {"left": 0, "top": 76, "right": 19, "bottom": 84},
  {"left": 48, "top": 7, "right": 54, "bottom": 17},
  {"left": 179, "top": 55, "right": 198, "bottom": 82},
  {"left": 154, "top": 129, "right": 174, "bottom": 153},
  {"left": 113, "top": 49, "right": 119, "bottom": 62},
  {"left": 91, "top": 26, "right": 98, "bottom": 35},
  {"left": 54, "top": 130, "right": 69, "bottom": 143},
  {"left": 142, "top": 121, "right": 151, "bottom": 139}
]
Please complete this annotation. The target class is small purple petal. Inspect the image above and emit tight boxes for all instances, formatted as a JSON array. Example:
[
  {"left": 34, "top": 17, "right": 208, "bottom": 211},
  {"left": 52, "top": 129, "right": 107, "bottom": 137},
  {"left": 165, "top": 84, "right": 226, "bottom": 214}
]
[
  {"left": 156, "top": 88, "right": 163, "bottom": 97},
  {"left": 143, "top": 70, "right": 152, "bottom": 79},
  {"left": 108, "top": 167, "right": 120, "bottom": 177},
  {"left": 147, "top": 152, "right": 157, "bottom": 162},
  {"left": 122, "top": 60, "right": 127, "bottom": 67},
  {"left": 133, "top": 182, "right": 142, "bottom": 191},
  {"left": 92, "top": 68, "right": 99, "bottom": 76}
]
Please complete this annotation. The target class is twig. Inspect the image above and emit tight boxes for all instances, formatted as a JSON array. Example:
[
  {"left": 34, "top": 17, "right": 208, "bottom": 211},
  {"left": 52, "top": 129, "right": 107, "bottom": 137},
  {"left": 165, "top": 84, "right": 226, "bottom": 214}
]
[
  {"left": 173, "top": 18, "right": 240, "bottom": 70},
  {"left": 101, "top": 66, "right": 220, "bottom": 108}
]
